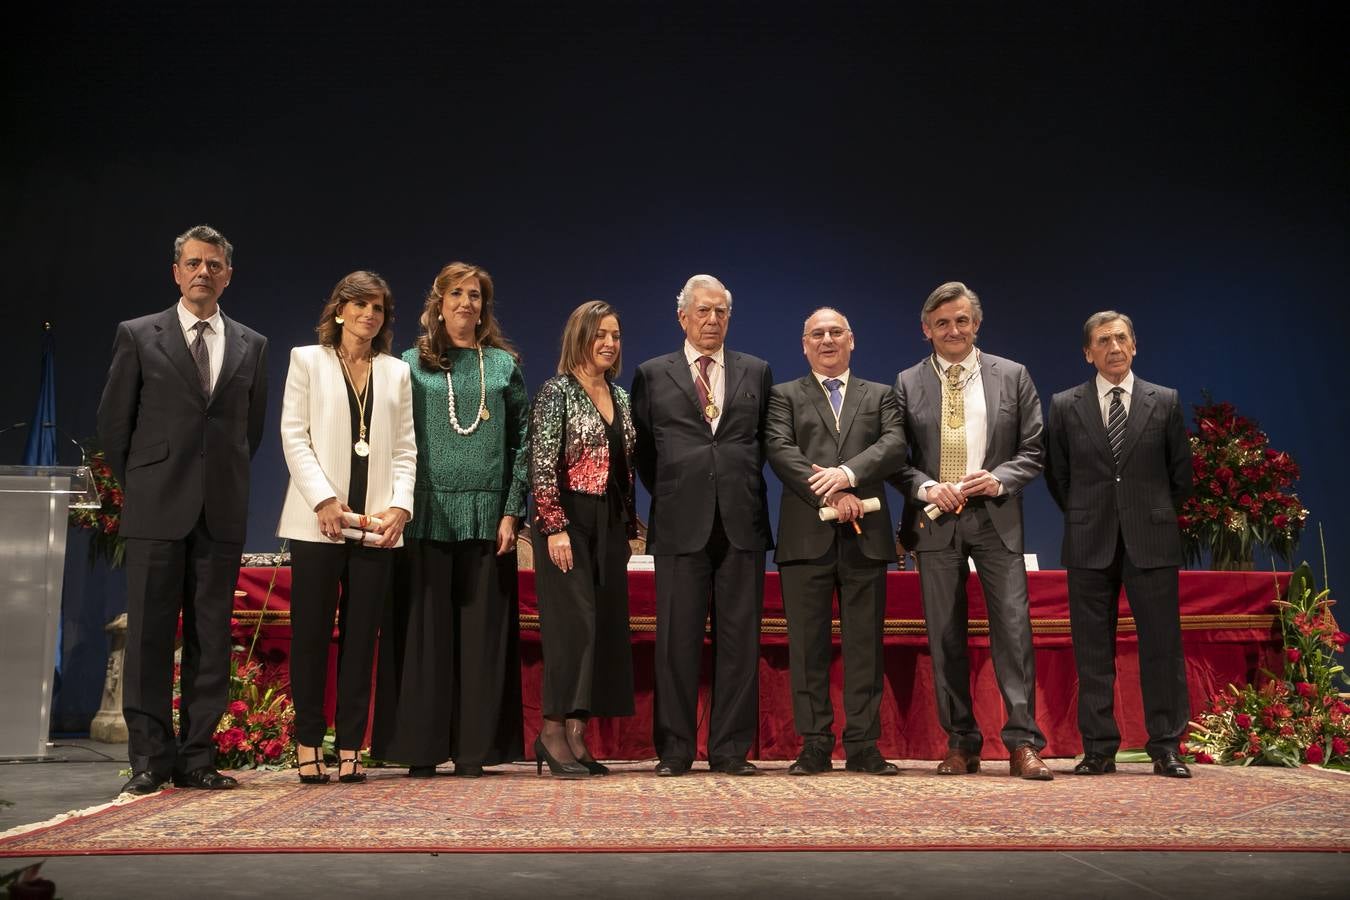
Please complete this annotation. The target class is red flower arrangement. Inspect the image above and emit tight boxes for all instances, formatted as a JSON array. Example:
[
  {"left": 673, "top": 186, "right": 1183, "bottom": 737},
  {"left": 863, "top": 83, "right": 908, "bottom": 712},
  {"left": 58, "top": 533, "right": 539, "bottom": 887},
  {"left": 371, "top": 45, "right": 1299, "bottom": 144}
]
[
  {"left": 67, "top": 448, "right": 128, "bottom": 569},
  {"left": 1177, "top": 397, "right": 1307, "bottom": 569},
  {"left": 1186, "top": 562, "right": 1349, "bottom": 768}
]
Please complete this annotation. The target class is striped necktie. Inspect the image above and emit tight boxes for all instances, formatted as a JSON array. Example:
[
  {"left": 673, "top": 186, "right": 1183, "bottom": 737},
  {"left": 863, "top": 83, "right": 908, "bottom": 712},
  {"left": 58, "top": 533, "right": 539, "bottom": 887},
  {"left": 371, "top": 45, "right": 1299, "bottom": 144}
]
[{"left": 1107, "top": 386, "right": 1127, "bottom": 466}]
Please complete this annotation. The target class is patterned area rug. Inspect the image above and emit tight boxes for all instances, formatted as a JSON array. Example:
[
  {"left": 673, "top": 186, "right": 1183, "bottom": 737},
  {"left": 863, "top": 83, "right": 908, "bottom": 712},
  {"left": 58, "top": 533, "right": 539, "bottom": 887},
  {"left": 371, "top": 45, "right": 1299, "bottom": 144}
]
[{"left": 2, "top": 761, "right": 1347, "bottom": 855}]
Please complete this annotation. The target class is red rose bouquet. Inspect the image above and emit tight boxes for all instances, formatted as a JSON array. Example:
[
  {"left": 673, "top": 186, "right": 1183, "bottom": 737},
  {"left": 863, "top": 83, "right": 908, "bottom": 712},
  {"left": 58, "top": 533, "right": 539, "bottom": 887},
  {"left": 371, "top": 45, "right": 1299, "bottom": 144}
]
[
  {"left": 1177, "top": 397, "right": 1306, "bottom": 569},
  {"left": 1186, "top": 561, "right": 1349, "bottom": 768}
]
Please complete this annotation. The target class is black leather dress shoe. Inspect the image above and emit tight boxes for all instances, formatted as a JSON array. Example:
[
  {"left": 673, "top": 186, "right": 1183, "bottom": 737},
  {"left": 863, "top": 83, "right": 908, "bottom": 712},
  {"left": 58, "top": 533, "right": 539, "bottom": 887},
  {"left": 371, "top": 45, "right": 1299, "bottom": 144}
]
[
  {"left": 709, "top": 757, "right": 761, "bottom": 776},
  {"left": 120, "top": 771, "right": 166, "bottom": 796},
  {"left": 454, "top": 763, "right": 484, "bottom": 778},
  {"left": 788, "top": 745, "right": 833, "bottom": 776},
  {"left": 1153, "top": 751, "right": 1192, "bottom": 778},
  {"left": 654, "top": 758, "right": 691, "bottom": 777},
  {"left": 172, "top": 767, "right": 238, "bottom": 790},
  {"left": 845, "top": 746, "right": 899, "bottom": 776},
  {"left": 407, "top": 765, "right": 438, "bottom": 778},
  {"left": 1073, "top": 752, "right": 1117, "bottom": 775}
]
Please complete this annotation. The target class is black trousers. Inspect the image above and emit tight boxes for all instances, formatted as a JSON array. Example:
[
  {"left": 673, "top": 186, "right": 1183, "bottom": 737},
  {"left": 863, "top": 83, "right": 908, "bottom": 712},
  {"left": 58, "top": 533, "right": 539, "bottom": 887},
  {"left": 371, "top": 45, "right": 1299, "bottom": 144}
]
[
  {"left": 534, "top": 490, "right": 635, "bottom": 719},
  {"left": 372, "top": 538, "right": 525, "bottom": 767},
  {"left": 653, "top": 507, "right": 766, "bottom": 764},
  {"left": 1068, "top": 532, "right": 1190, "bottom": 759},
  {"left": 779, "top": 533, "right": 888, "bottom": 756},
  {"left": 915, "top": 502, "right": 1044, "bottom": 754},
  {"left": 123, "top": 515, "right": 241, "bottom": 776},
  {"left": 289, "top": 539, "right": 391, "bottom": 749}
]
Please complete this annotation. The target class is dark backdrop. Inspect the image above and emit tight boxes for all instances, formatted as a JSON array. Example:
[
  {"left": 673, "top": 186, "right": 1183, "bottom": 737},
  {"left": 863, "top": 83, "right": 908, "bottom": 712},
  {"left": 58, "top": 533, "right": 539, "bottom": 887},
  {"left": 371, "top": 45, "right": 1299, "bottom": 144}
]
[{"left": 5, "top": 4, "right": 1346, "bottom": 576}]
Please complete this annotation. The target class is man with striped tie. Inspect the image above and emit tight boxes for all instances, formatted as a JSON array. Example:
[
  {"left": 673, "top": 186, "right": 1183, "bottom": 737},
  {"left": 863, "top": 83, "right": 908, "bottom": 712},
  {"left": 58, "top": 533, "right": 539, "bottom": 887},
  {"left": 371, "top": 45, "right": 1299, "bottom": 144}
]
[{"left": 1045, "top": 311, "right": 1194, "bottom": 778}]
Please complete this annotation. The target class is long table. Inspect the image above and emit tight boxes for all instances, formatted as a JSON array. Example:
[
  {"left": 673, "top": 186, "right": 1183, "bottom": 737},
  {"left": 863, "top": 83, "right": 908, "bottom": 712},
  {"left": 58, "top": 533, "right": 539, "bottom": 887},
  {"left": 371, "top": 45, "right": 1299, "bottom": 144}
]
[{"left": 234, "top": 567, "right": 1284, "bottom": 760}]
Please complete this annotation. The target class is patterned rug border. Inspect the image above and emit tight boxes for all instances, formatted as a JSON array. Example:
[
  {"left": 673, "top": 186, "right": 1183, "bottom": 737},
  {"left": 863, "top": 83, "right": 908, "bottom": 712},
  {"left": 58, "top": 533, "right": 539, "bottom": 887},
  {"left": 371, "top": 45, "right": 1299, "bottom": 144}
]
[{"left": 3, "top": 763, "right": 1347, "bottom": 857}]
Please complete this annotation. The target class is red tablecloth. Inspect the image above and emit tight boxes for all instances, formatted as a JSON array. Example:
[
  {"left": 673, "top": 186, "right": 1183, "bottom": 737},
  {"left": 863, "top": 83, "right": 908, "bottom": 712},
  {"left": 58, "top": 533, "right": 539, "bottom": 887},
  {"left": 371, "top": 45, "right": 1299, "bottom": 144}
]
[{"left": 235, "top": 568, "right": 1284, "bottom": 760}]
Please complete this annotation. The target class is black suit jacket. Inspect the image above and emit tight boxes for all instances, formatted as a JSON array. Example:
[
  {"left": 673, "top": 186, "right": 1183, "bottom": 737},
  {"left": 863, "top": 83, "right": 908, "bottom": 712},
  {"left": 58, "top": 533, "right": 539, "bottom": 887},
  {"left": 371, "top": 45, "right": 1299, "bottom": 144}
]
[
  {"left": 631, "top": 349, "right": 774, "bottom": 555},
  {"left": 1045, "top": 376, "right": 1192, "bottom": 569},
  {"left": 765, "top": 374, "right": 905, "bottom": 564},
  {"left": 97, "top": 305, "right": 269, "bottom": 543},
  {"left": 890, "top": 352, "right": 1044, "bottom": 554}
]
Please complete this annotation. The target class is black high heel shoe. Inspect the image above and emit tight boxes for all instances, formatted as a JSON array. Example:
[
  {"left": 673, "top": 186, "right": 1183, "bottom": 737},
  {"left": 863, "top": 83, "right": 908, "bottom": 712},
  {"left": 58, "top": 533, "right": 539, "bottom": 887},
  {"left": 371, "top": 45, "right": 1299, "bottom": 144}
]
[
  {"left": 577, "top": 757, "right": 610, "bottom": 776},
  {"left": 296, "top": 746, "right": 330, "bottom": 785},
  {"left": 337, "top": 753, "right": 367, "bottom": 784},
  {"left": 533, "top": 736, "right": 589, "bottom": 779}
]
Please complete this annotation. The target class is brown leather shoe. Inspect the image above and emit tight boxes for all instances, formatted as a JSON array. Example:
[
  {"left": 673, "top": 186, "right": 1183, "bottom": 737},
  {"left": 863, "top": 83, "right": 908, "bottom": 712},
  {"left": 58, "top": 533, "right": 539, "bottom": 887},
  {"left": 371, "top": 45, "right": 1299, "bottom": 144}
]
[
  {"left": 936, "top": 748, "right": 980, "bottom": 775},
  {"left": 1008, "top": 744, "right": 1054, "bottom": 780}
]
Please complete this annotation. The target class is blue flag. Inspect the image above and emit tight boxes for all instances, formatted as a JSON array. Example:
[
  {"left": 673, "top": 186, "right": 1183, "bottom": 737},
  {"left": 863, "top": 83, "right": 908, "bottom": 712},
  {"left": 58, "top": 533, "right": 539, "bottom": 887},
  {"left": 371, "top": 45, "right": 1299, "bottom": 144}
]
[{"left": 24, "top": 326, "right": 57, "bottom": 466}]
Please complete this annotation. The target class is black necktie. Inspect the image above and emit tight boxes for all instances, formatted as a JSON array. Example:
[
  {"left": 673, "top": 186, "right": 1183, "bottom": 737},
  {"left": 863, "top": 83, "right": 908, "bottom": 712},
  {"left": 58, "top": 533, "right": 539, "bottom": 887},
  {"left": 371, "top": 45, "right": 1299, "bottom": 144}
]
[{"left": 191, "top": 321, "right": 212, "bottom": 397}]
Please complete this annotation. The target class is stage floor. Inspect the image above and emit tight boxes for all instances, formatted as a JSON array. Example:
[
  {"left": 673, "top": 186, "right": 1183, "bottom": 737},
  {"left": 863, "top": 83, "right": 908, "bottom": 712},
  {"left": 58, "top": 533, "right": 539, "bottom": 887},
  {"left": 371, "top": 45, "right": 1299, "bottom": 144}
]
[{"left": 2, "top": 741, "right": 1348, "bottom": 899}]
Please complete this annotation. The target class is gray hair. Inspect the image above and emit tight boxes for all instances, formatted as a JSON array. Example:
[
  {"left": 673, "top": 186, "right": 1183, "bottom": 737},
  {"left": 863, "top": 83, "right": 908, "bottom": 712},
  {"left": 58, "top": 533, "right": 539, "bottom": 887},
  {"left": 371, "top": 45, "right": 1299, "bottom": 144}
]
[
  {"left": 921, "top": 281, "right": 982, "bottom": 326},
  {"left": 676, "top": 274, "right": 733, "bottom": 313},
  {"left": 1082, "top": 310, "right": 1135, "bottom": 348},
  {"left": 803, "top": 306, "right": 852, "bottom": 334},
  {"left": 173, "top": 224, "right": 234, "bottom": 267}
]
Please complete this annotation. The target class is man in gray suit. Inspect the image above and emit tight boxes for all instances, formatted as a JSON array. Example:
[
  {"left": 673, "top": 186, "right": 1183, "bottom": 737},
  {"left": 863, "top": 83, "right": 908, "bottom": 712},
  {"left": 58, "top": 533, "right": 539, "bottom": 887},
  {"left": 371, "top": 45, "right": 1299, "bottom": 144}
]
[
  {"left": 766, "top": 307, "right": 906, "bottom": 776},
  {"left": 891, "top": 281, "right": 1052, "bottom": 779},
  {"left": 1045, "top": 311, "right": 1193, "bottom": 778},
  {"left": 632, "top": 274, "right": 774, "bottom": 776},
  {"left": 97, "top": 224, "right": 269, "bottom": 795}
]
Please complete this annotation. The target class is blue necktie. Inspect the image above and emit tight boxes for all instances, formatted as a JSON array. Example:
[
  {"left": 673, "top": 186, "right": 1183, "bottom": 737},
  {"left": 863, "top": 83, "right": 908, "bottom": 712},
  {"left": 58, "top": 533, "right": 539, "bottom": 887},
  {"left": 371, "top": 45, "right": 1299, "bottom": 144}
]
[{"left": 824, "top": 377, "right": 843, "bottom": 419}]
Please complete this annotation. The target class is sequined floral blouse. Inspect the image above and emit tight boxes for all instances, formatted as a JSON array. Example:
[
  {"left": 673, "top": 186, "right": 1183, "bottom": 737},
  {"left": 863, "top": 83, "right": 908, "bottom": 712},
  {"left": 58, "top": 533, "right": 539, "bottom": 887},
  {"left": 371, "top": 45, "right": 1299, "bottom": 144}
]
[{"left": 528, "top": 374, "right": 637, "bottom": 536}]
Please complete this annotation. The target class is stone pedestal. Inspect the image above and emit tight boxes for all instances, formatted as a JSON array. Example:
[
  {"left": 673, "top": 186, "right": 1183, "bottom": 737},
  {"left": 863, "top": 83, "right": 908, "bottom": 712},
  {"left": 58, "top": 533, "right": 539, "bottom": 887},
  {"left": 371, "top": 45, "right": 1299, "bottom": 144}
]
[{"left": 89, "top": 613, "right": 128, "bottom": 743}]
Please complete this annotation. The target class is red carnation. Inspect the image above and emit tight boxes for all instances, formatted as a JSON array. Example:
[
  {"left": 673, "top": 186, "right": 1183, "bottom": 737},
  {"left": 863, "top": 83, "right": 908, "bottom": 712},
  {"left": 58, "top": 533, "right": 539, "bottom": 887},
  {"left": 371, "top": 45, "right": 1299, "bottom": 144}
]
[
  {"left": 1193, "top": 750, "right": 1214, "bottom": 764},
  {"left": 1296, "top": 682, "right": 1317, "bottom": 698},
  {"left": 1332, "top": 632, "right": 1348, "bottom": 652},
  {"left": 1235, "top": 713, "right": 1252, "bottom": 728},
  {"left": 1215, "top": 466, "right": 1234, "bottom": 483},
  {"left": 1286, "top": 648, "right": 1301, "bottom": 663},
  {"left": 228, "top": 700, "right": 248, "bottom": 717},
  {"left": 1272, "top": 514, "right": 1289, "bottom": 529},
  {"left": 1305, "top": 743, "right": 1324, "bottom": 764}
]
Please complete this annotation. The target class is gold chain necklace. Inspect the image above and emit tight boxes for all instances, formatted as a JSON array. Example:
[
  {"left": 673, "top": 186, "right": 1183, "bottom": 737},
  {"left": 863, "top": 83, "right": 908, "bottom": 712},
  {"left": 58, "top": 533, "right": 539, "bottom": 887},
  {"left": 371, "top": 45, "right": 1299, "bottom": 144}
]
[{"left": 337, "top": 349, "right": 372, "bottom": 457}]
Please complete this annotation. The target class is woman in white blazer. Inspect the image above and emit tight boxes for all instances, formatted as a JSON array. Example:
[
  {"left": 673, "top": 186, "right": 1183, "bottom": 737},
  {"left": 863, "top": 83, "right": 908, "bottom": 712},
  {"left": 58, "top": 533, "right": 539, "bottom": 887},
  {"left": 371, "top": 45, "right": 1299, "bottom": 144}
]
[{"left": 278, "top": 271, "right": 416, "bottom": 785}]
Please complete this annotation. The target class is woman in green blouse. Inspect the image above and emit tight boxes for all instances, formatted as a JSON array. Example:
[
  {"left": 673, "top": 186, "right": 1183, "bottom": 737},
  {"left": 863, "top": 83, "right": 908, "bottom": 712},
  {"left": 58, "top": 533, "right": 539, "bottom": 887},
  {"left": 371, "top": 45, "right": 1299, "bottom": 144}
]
[{"left": 371, "top": 262, "right": 529, "bottom": 778}]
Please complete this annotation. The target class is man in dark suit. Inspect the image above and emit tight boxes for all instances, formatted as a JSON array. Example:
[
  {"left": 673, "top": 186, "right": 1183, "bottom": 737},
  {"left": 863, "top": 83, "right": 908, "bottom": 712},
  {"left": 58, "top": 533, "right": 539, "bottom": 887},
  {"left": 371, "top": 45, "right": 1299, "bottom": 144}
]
[
  {"left": 891, "top": 281, "right": 1052, "bottom": 780},
  {"left": 1045, "top": 311, "right": 1193, "bottom": 778},
  {"left": 97, "top": 224, "right": 268, "bottom": 795},
  {"left": 766, "top": 307, "right": 906, "bottom": 776},
  {"left": 632, "top": 273, "right": 774, "bottom": 776}
]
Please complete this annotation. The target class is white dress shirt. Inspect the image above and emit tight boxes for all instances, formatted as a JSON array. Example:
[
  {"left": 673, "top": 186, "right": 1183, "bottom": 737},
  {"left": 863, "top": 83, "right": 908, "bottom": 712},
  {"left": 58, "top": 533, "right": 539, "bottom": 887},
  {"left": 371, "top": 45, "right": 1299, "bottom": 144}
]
[
  {"left": 1096, "top": 370, "right": 1135, "bottom": 424},
  {"left": 684, "top": 340, "right": 726, "bottom": 434},
  {"left": 177, "top": 300, "right": 225, "bottom": 393}
]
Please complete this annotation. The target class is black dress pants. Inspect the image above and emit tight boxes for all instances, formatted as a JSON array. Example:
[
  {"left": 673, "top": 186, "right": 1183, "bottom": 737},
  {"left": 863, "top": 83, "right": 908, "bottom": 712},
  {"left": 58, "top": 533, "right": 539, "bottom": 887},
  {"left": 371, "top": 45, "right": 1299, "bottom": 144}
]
[{"left": 289, "top": 539, "right": 391, "bottom": 750}]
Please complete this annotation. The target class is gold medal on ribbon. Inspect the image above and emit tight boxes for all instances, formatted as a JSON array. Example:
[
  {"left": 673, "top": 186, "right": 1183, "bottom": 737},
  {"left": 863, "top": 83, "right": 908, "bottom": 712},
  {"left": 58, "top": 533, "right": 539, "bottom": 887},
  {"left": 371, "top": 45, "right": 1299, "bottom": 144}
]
[
  {"left": 704, "top": 402, "right": 720, "bottom": 419},
  {"left": 354, "top": 439, "right": 371, "bottom": 458}
]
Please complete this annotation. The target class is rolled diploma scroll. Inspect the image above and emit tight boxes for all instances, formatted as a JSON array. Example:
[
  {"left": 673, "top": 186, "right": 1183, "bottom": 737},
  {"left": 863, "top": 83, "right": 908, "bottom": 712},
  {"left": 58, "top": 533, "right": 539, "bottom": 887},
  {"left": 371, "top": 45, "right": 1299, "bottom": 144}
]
[
  {"left": 339, "top": 528, "right": 388, "bottom": 546},
  {"left": 817, "top": 496, "right": 882, "bottom": 521},
  {"left": 340, "top": 511, "right": 386, "bottom": 532}
]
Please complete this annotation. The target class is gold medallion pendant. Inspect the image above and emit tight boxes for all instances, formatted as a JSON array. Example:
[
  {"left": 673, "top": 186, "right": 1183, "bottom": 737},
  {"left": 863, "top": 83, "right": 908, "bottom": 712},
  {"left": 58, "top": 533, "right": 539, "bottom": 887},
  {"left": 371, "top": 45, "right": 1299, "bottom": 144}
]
[
  {"left": 353, "top": 439, "right": 371, "bottom": 458},
  {"left": 704, "top": 403, "right": 720, "bottom": 419},
  {"left": 948, "top": 414, "right": 963, "bottom": 429}
]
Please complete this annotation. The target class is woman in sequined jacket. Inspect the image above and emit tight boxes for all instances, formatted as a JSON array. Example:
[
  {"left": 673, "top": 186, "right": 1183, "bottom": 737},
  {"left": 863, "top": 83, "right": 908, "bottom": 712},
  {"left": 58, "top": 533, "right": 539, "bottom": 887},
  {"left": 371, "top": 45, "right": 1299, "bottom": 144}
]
[
  {"left": 528, "top": 300, "right": 637, "bottom": 777},
  {"left": 370, "top": 262, "right": 529, "bottom": 778}
]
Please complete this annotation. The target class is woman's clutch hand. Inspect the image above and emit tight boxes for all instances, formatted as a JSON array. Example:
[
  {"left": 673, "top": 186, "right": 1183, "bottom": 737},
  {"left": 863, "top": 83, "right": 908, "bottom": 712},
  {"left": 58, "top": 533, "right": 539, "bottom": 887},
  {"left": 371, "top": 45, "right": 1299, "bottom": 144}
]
[
  {"left": 315, "top": 498, "right": 349, "bottom": 542},
  {"left": 368, "top": 507, "right": 409, "bottom": 548}
]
